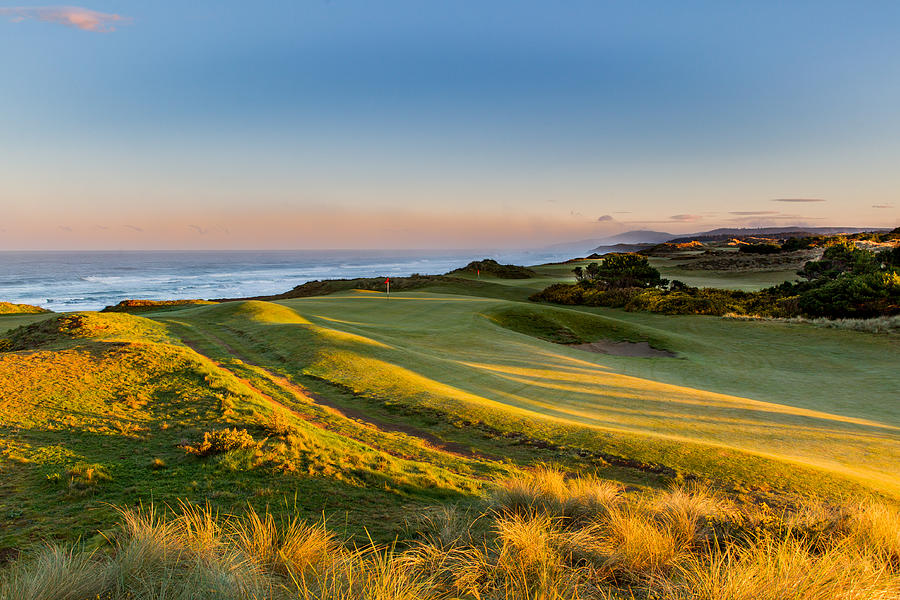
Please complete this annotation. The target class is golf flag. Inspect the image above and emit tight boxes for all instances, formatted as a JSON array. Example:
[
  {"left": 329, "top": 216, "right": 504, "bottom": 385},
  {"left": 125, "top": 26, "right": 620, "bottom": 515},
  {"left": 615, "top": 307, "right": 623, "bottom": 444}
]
[{"left": 385, "top": 277, "right": 390, "bottom": 297}]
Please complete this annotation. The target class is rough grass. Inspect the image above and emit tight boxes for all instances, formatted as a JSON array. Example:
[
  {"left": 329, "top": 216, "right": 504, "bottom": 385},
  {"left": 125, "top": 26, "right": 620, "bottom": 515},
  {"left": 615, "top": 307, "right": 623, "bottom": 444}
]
[
  {"left": 101, "top": 299, "right": 218, "bottom": 313},
  {"left": 723, "top": 313, "right": 900, "bottom": 334},
  {"left": 3, "top": 472, "right": 898, "bottom": 600},
  {"left": 0, "top": 302, "right": 49, "bottom": 315},
  {"left": 0, "top": 311, "right": 491, "bottom": 550}
]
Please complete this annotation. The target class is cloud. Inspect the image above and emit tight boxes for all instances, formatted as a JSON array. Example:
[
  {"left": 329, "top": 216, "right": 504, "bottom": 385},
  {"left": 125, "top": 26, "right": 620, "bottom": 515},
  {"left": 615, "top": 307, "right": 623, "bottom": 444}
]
[
  {"left": 596, "top": 215, "right": 614, "bottom": 222},
  {"left": 772, "top": 198, "right": 825, "bottom": 203},
  {"left": 58, "top": 225, "right": 73, "bottom": 232},
  {"left": 189, "top": 224, "right": 209, "bottom": 234},
  {"left": 669, "top": 214, "right": 702, "bottom": 222},
  {"left": 93, "top": 224, "right": 110, "bottom": 230},
  {"left": 872, "top": 204, "right": 894, "bottom": 209},
  {"left": 729, "top": 211, "right": 779, "bottom": 215},
  {"left": 0, "top": 6, "right": 130, "bottom": 32},
  {"left": 123, "top": 224, "right": 143, "bottom": 232}
]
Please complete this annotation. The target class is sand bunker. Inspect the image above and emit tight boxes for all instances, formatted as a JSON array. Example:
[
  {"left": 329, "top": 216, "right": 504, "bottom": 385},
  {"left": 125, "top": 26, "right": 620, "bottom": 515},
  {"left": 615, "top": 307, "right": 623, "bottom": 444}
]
[{"left": 569, "top": 340, "right": 675, "bottom": 358}]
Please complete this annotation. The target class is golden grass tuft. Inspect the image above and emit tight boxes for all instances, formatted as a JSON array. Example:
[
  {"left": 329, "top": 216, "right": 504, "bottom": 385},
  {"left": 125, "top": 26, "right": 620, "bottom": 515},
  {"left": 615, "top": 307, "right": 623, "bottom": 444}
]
[
  {"left": 666, "top": 535, "right": 900, "bottom": 600},
  {"left": 231, "top": 505, "right": 339, "bottom": 577},
  {"left": 2, "top": 475, "right": 899, "bottom": 600},
  {"left": 0, "top": 545, "right": 109, "bottom": 600},
  {"left": 490, "top": 466, "right": 623, "bottom": 523}
]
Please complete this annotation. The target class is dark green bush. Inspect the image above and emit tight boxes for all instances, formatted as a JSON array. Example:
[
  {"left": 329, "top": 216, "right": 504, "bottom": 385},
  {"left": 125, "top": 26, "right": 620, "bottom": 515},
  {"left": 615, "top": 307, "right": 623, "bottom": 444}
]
[
  {"left": 574, "top": 254, "right": 666, "bottom": 288},
  {"left": 536, "top": 236, "right": 899, "bottom": 319},
  {"left": 798, "top": 272, "right": 900, "bottom": 318}
]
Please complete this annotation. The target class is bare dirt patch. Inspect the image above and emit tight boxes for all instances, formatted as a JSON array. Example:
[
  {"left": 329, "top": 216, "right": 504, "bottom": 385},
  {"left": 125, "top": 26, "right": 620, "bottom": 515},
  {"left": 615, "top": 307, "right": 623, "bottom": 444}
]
[{"left": 569, "top": 340, "right": 675, "bottom": 358}]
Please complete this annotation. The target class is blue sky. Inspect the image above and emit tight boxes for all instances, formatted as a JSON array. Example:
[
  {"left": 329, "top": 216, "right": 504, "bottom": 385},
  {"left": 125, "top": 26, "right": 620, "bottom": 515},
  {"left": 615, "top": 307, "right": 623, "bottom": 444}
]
[{"left": 1, "top": 1, "right": 898, "bottom": 249}]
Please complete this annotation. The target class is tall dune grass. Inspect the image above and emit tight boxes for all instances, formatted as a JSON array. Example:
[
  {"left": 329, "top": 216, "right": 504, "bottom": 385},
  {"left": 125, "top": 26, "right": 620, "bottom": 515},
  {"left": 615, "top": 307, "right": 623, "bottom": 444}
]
[{"left": 2, "top": 470, "right": 899, "bottom": 599}]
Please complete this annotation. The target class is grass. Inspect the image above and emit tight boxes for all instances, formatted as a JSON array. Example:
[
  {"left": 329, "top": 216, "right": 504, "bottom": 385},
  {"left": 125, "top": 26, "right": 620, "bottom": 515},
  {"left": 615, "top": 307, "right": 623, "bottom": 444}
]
[
  {"left": 3, "top": 470, "right": 898, "bottom": 599},
  {"left": 152, "top": 291, "right": 898, "bottom": 498},
  {"left": 0, "top": 302, "right": 49, "bottom": 315},
  {"left": 0, "top": 254, "right": 896, "bottom": 575},
  {"left": 101, "top": 299, "right": 218, "bottom": 313},
  {"left": 723, "top": 313, "right": 900, "bottom": 334},
  {"left": 0, "top": 310, "right": 497, "bottom": 551}
]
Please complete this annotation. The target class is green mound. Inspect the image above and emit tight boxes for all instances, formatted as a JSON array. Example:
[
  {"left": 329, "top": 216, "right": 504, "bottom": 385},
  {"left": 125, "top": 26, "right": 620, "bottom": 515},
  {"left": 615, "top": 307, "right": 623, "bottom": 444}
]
[
  {"left": 448, "top": 258, "right": 536, "bottom": 279},
  {"left": 101, "top": 299, "right": 217, "bottom": 313},
  {"left": 199, "top": 300, "right": 311, "bottom": 324},
  {"left": 483, "top": 304, "right": 665, "bottom": 347},
  {"left": 1, "top": 312, "right": 175, "bottom": 351},
  {"left": 0, "top": 302, "right": 50, "bottom": 315}
]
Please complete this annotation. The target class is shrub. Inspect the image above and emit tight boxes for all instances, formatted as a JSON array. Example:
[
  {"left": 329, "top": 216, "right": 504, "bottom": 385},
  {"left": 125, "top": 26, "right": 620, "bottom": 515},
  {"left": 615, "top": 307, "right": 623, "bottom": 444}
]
[
  {"left": 66, "top": 463, "right": 112, "bottom": 492},
  {"left": 183, "top": 428, "right": 257, "bottom": 456},
  {"left": 798, "top": 272, "right": 900, "bottom": 318},
  {"left": 574, "top": 253, "right": 666, "bottom": 288},
  {"left": 263, "top": 410, "right": 300, "bottom": 437}
]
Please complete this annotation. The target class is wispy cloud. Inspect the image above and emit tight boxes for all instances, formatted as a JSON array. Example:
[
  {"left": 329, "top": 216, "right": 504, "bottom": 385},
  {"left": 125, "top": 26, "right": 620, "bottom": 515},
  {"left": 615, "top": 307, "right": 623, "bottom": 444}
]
[
  {"left": 729, "top": 211, "right": 779, "bottom": 215},
  {"left": 58, "top": 225, "right": 73, "bottom": 232},
  {"left": 872, "top": 204, "right": 894, "bottom": 209},
  {"left": 669, "top": 214, "right": 702, "bottom": 222},
  {"left": 189, "top": 224, "right": 208, "bottom": 234},
  {"left": 0, "top": 6, "right": 130, "bottom": 32},
  {"left": 772, "top": 198, "right": 825, "bottom": 203},
  {"left": 123, "top": 224, "right": 143, "bottom": 232},
  {"left": 596, "top": 214, "right": 614, "bottom": 222}
]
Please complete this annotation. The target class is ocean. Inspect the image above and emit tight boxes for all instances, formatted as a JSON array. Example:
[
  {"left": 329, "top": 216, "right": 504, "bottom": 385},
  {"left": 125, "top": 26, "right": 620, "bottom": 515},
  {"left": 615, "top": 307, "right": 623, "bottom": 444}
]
[{"left": 0, "top": 249, "right": 575, "bottom": 312}]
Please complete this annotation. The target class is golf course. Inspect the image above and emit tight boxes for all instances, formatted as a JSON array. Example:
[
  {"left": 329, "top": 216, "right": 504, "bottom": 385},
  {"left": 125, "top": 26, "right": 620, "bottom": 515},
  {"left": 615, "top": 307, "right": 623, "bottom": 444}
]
[{"left": 2, "top": 258, "right": 898, "bottom": 553}]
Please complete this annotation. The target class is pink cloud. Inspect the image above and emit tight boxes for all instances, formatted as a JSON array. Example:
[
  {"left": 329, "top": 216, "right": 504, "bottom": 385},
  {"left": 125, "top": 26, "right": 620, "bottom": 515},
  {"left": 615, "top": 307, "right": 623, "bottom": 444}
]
[
  {"left": 0, "top": 6, "right": 130, "bottom": 32},
  {"left": 669, "top": 214, "right": 702, "bottom": 222}
]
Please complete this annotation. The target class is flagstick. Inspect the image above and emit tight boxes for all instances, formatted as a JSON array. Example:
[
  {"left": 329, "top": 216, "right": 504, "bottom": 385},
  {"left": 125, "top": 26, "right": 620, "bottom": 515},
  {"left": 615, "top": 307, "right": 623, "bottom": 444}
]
[{"left": 386, "top": 277, "right": 390, "bottom": 300}]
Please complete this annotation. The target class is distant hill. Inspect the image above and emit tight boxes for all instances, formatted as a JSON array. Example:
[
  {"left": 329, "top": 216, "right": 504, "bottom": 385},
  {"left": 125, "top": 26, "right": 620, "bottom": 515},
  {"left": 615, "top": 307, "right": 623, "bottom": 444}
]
[
  {"left": 584, "top": 227, "right": 888, "bottom": 252},
  {"left": 667, "top": 227, "right": 887, "bottom": 244},
  {"left": 543, "top": 231, "right": 674, "bottom": 255},
  {"left": 594, "top": 230, "right": 676, "bottom": 245}
]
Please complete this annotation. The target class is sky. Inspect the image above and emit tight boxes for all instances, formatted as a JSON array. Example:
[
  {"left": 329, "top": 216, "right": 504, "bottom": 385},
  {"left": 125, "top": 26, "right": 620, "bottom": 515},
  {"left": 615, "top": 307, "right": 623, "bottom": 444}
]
[{"left": 1, "top": 1, "right": 898, "bottom": 250}]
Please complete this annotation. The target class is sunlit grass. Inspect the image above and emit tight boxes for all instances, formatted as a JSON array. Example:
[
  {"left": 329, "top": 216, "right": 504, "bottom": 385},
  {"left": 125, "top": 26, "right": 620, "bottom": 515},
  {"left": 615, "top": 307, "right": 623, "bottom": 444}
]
[{"left": 3, "top": 472, "right": 898, "bottom": 599}]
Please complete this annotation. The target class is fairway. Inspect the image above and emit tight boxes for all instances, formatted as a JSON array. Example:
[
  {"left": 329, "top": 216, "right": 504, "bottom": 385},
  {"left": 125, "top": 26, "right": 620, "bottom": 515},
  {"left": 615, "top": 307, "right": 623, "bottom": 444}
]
[{"left": 156, "top": 288, "right": 899, "bottom": 498}]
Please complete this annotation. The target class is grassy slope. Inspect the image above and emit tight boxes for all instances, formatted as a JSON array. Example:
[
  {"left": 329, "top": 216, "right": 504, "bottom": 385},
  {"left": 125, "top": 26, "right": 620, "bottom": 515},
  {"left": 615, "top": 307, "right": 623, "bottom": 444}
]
[
  {"left": 0, "top": 311, "right": 501, "bottom": 550},
  {"left": 147, "top": 287, "right": 898, "bottom": 500},
  {"left": 0, "top": 302, "right": 49, "bottom": 315}
]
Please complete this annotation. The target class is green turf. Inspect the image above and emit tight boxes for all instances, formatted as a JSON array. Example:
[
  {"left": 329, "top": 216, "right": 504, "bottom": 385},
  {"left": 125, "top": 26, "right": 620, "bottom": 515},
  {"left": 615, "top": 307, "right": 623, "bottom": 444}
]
[
  {"left": 0, "top": 313, "right": 54, "bottom": 334},
  {"left": 139, "top": 290, "right": 899, "bottom": 500},
  {"left": 0, "top": 311, "right": 497, "bottom": 550},
  {"left": 1, "top": 257, "right": 897, "bottom": 557}
]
